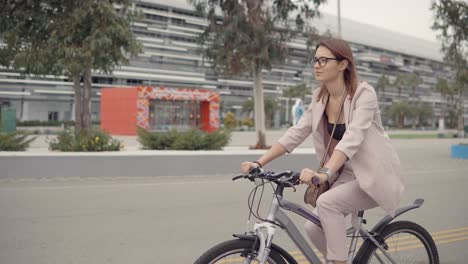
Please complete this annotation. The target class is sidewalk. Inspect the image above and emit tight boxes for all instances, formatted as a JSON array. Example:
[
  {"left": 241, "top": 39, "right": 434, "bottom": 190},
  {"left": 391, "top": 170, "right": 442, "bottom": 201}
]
[
  {"left": 18, "top": 129, "right": 460, "bottom": 152},
  {"left": 3, "top": 131, "right": 467, "bottom": 178}
]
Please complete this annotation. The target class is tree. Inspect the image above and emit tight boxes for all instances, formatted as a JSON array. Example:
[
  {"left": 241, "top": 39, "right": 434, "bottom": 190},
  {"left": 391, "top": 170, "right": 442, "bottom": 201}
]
[
  {"left": 393, "top": 74, "right": 407, "bottom": 99},
  {"left": 388, "top": 101, "right": 411, "bottom": 128},
  {"left": 431, "top": 0, "right": 468, "bottom": 137},
  {"left": 283, "top": 82, "right": 311, "bottom": 101},
  {"left": 376, "top": 74, "right": 390, "bottom": 102},
  {"left": 435, "top": 77, "right": 454, "bottom": 126},
  {"left": 0, "top": 0, "right": 141, "bottom": 133},
  {"left": 415, "top": 103, "right": 433, "bottom": 128},
  {"left": 191, "top": 0, "right": 325, "bottom": 148},
  {"left": 242, "top": 96, "right": 278, "bottom": 128},
  {"left": 407, "top": 73, "right": 422, "bottom": 99},
  {"left": 223, "top": 112, "right": 237, "bottom": 129}
]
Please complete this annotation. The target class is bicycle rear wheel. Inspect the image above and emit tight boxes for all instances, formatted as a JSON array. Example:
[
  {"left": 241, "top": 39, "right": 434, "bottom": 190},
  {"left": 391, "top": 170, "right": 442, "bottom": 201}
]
[
  {"left": 359, "top": 221, "right": 439, "bottom": 264},
  {"left": 194, "top": 239, "right": 287, "bottom": 264}
]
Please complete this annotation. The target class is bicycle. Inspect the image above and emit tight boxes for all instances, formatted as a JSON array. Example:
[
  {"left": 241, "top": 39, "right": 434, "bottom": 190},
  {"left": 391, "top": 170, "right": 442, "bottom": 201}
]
[{"left": 194, "top": 168, "right": 439, "bottom": 264}]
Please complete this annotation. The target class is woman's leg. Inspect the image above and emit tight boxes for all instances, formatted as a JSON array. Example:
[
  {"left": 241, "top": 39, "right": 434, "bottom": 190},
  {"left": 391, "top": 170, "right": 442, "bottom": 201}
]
[
  {"left": 315, "top": 180, "right": 378, "bottom": 262},
  {"left": 304, "top": 208, "right": 327, "bottom": 259},
  {"left": 303, "top": 167, "right": 354, "bottom": 260}
]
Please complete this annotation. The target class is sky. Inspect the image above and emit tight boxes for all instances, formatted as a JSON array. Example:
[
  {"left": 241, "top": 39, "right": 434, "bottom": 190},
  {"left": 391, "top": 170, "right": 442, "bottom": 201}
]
[{"left": 318, "top": 0, "right": 440, "bottom": 43}]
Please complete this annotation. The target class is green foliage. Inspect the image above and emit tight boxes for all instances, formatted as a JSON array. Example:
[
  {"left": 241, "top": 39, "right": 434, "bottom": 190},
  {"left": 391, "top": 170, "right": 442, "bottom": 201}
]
[
  {"left": 49, "top": 129, "right": 121, "bottom": 152},
  {"left": 431, "top": 0, "right": 467, "bottom": 72},
  {"left": 388, "top": 101, "right": 434, "bottom": 128},
  {"left": 392, "top": 73, "right": 422, "bottom": 98},
  {"left": 242, "top": 96, "right": 278, "bottom": 127},
  {"left": 432, "top": 0, "right": 467, "bottom": 135},
  {"left": 137, "top": 128, "right": 179, "bottom": 150},
  {"left": 0, "top": 0, "right": 141, "bottom": 76},
  {"left": 0, "top": 0, "right": 141, "bottom": 133},
  {"left": 242, "top": 97, "right": 278, "bottom": 116},
  {"left": 241, "top": 117, "right": 254, "bottom": 128},
  {"left": 283, "top": 83, "right": 311, "bottom": 100},
  {"left": 0, "top": 131, "right": 36, "bottom": 151},
  {"left": 223, "top": 112, "right": 237, "bottom": 129},
  {"left": 190, "top": 0, "right": 324, "bottom": 147},
  {"left": 377, "top": 74, "right": 390, "bottom": 91},
  {"left": 137, "top": 128, "right": 231, "bottom": 150},
  {"left": 191, "top": 0, "right": 325, "bottom": 76},
  {"left": 388, "top": 101, "right": 411, "bottom": 128}
]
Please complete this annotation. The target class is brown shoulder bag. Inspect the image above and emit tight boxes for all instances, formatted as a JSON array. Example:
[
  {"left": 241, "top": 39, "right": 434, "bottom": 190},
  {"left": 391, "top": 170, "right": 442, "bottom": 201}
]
[{"left": 304, "top": 89, "right": 347, "bottom": 207}]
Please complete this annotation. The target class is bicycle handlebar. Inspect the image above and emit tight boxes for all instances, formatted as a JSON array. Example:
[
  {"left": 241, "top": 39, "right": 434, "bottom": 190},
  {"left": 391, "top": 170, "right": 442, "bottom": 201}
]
[{"left": 233, "top": 167, "right": 301, "bottom": 188}]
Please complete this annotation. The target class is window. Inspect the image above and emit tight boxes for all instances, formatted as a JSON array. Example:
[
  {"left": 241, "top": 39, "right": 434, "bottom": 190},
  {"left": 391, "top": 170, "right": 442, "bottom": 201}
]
[{"left": 48, "top": 111, "right": 59, "bottom": 121}]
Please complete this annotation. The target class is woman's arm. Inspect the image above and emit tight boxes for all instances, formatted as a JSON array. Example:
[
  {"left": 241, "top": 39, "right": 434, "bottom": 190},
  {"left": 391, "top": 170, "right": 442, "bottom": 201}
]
[
  {"left": 241, "top": 143, "right": 288, "bottom": 173},
  {"left": 256, "top": 143, "right": 289, "bottom": 167}
]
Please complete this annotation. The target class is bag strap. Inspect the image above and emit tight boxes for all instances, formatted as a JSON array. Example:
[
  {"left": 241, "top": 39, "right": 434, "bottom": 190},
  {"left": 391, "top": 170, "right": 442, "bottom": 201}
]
[{"left": 319, "top": 88, "right": 348, "bottom": 168}]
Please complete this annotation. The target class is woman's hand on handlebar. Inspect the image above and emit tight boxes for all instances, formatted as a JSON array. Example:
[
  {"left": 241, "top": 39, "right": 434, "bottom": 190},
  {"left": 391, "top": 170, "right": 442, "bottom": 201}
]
[
  {"left": 299, "top": 168, "right": 315, "bottom": 185},
  {"left": 241, "top": 161, "right": 260, "bottom": 174},
  {"left": 299, "top": 168, "right": 328, "bottom": 185}
]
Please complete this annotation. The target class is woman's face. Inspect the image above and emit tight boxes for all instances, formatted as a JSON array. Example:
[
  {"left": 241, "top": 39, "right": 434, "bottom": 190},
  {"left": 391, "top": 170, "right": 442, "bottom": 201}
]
[{"left": 313, "top": 46, "right": 346, "bottom": 83}]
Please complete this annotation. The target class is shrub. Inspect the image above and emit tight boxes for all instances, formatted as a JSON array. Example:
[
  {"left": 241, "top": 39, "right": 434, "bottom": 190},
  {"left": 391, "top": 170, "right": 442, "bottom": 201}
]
[
  {"left": 49, "top": 129, "right": 121, "bottom": 152},
  {"left": 137, "top": 127, "right": 179, "bottom": 150},
  {"left": 241, "top": 117, "right": 254, "bottom": 128},
  {"left": 0, "top": 131, "right": 36, "bottom": 151},
  {"left": 137, "top": 128, "right": 231, "bottom": 150},
  {"left": 223, "top": 112, "right": 237, "bottom": 129}
]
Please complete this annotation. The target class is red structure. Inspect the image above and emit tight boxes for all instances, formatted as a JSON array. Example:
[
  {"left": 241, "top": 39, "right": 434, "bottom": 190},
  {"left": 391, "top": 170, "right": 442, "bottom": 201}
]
[{"left": 101, "top": 86, "right": 220, "bottom": 135}]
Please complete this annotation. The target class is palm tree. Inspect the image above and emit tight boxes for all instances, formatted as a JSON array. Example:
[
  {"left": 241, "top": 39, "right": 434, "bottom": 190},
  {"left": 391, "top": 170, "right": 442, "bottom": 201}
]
[
  {"left": 407, "top": 73, "right": 422, "bottom": 99},
  {"left": 435, "top": 77, "right": 452, "bottom": 126},
  {"left": 416, "top": 103, "right": 433, "bottom": 128},
  {"left": 388, "top": 101, "right": 411, "bottom": 128},
  {"left": 376, "top": 74, "right": 390, "bottom": 102},
  {"left": 393, "top": 74, "right": 408, "bottom": 99},
  {"left": 283, "top": 82, "right": 311, "bottom": 101}
]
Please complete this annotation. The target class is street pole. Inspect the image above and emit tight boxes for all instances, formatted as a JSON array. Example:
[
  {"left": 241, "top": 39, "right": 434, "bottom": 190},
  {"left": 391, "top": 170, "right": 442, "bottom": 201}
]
[{"left": 337, "top": 0, "right": 342, "bottom": 38}]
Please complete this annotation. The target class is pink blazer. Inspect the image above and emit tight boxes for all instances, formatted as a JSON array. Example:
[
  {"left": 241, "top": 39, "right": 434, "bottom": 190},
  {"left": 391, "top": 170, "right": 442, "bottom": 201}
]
[{"left": 278, "top": 81, "right": 404, "bottom": 216}]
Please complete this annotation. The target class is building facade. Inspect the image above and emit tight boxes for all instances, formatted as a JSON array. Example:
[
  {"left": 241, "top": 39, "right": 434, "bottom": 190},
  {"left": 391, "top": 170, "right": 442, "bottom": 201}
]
[{"left": 0, "top": 0, "right": 465, "bottom": 130}]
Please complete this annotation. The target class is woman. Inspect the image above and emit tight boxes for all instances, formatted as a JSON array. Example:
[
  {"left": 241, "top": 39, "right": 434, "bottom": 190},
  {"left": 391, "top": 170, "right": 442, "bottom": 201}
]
[{"left": 241, "top": 38, "right": 404, "bottom": 264}]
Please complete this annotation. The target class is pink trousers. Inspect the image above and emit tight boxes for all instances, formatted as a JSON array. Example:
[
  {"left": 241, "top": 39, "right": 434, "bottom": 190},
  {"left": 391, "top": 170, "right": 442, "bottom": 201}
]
[{"left": 304, "top": 166, "right": 378, "bottom": 261}]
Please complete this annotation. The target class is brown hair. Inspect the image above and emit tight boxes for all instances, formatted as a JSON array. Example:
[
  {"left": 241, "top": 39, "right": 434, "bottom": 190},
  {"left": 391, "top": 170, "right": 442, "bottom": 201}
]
[{"left": 315, "top": 38, "right": 359, "bottom": 102}]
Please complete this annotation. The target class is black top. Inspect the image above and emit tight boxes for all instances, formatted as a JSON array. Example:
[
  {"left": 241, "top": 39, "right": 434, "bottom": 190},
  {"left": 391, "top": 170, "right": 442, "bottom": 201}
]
[{"left": 325, "top": 112, "right": 346, "bottom": 141}]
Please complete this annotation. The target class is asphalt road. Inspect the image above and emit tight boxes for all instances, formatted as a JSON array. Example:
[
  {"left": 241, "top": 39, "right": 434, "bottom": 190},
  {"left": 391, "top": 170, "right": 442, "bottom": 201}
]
[{"left": 0, "top": 139, "right": 467, "bottom": 264}]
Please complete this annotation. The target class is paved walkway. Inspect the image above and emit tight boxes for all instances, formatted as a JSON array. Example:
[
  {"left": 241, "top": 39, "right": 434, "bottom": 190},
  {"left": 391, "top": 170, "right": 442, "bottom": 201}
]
[{"left": 19, "top": 129, "right": 462, "bottom": 152}]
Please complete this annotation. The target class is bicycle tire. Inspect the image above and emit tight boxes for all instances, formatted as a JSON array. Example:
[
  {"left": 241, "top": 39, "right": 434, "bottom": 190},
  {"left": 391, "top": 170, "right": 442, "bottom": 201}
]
[
  {"left": 194, "top": 239, "right": 288, "bottom": 264},
  {"left": 358, "top": 221, "right": 439, "bottom": 264}
]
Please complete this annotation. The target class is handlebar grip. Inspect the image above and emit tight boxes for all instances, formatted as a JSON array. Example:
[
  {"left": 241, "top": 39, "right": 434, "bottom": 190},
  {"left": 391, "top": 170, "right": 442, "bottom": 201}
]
[
  {"left": 312, "top": 176, "right": 320, "bottom": 185},
  {"left": 232, "top": 175, "right": 244, "bottom": 181}
]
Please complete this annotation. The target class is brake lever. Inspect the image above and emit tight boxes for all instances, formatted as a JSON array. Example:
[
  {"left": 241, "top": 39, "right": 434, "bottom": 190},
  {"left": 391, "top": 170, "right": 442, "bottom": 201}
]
[{"left": 281, "top": 180, "right": 297, "bottom": 192}]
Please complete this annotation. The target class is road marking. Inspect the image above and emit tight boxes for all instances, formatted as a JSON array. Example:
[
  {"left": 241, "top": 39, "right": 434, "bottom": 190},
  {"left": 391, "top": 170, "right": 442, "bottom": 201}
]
[{"left": 287, "top": 226, "right": 468, "bottom": 261}]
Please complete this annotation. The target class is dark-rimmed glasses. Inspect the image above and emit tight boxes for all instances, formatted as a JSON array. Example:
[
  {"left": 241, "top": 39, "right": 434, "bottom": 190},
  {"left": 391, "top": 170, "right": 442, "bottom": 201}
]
[{"left": 311, "top": 57, "right": 341, "bottom": 67}]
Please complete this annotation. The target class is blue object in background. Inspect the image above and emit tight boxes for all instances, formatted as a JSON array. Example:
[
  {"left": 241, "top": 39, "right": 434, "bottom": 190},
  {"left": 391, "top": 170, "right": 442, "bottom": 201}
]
[
  {"left": 451, "top": 144, "right": 468, "bottom": 159},
  {"left": 0, "top": 107, "right": 16, "bottom": 133}
]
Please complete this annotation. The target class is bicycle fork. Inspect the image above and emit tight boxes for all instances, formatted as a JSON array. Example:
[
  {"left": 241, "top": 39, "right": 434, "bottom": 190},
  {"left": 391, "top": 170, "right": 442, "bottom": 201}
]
[{"left": 251, "top": 222, "right": 277, "bottom": 264}]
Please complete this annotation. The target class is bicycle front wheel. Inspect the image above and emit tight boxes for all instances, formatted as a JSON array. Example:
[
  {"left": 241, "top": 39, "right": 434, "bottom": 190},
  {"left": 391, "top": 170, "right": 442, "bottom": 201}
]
[
  {"left": 194, "top": 239, "right": 287, "bottom": 264},
  {"left": 359, "top": 221, "right": 439, "bottom": 264}
]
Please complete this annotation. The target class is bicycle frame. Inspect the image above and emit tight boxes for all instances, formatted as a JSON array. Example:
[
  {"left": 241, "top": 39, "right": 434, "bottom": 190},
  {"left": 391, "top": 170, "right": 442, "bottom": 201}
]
[{"left": 248, "top": 184, "right": 424, "bottom": 264}]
